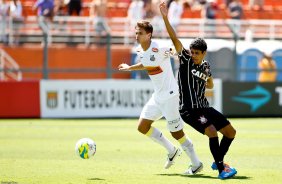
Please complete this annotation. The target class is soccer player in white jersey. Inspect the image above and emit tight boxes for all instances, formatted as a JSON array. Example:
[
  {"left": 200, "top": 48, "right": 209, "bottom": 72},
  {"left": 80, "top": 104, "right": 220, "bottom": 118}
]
[{"left": 118, "top": 20, "right": 203, "bottom": 174}]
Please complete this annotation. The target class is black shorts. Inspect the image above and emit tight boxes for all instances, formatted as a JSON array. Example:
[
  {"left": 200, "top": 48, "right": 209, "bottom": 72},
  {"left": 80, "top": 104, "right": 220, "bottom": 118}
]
[{"left": 180, "top": 107, "right": 230, "bottom": 134}]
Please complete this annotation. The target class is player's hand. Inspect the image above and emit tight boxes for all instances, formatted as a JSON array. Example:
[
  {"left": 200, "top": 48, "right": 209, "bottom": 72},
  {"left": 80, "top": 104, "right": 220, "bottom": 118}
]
[
  {"left": 118, "top": 63, "right": 130, "bottom": 71},
  {"left": 159, "top": 2, "right": 168, "bottom": 17}
]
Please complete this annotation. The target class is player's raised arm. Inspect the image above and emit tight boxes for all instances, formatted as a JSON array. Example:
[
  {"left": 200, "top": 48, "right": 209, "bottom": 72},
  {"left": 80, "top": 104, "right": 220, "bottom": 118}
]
[
  {"left": 118, "top": 62, "right": 145, "bottom": 71},
  {"left": 159, "top": 2, "right": 183, "bottom": 53}
]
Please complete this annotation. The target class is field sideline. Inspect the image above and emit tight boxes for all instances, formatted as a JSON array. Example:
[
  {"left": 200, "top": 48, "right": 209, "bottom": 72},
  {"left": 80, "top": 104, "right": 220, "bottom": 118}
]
[{"left": 0, "top": 118, "right": 281, "bottom": 184}]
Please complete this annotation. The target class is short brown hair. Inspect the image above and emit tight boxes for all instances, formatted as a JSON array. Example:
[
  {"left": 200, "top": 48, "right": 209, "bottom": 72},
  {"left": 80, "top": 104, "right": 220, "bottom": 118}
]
[{"left": 136, "top": 20, "right": 153, "bottom": 35}]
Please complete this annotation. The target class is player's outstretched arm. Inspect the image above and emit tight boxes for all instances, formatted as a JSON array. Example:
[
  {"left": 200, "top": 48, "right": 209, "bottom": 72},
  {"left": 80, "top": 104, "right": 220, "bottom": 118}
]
[
  {"left": 159, "top": 2, "right": 183, "bottom": 53},
  {"left": 118, "top": 62, "right": 145, "bottom": 72}
]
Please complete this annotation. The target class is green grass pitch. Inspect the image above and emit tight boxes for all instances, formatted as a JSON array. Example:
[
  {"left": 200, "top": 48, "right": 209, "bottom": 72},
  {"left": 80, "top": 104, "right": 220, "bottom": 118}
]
[{"left": 0, "top": 118, "right": 282, "bottom": 184}]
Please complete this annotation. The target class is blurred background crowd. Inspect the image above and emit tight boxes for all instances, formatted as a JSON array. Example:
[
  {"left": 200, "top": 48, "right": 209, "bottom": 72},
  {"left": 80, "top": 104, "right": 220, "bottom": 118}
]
[{"left": 0, "top": 0, "right": 281, "bottom": 34}]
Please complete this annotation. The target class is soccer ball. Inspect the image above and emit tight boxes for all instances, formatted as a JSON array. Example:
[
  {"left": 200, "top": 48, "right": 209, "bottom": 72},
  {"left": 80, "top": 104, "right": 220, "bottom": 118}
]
[{"left": 75, "top": 138, "right": 96, "bottom": 159}]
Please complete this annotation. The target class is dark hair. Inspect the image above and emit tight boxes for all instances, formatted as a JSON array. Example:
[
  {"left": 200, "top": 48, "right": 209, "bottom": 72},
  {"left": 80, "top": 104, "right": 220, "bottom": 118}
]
[
  {"left": 136, "top": 20, "right": 153, "bottom": 35},
  {"left": 190, "top": 37, "right": 207, "bottom": 52}
]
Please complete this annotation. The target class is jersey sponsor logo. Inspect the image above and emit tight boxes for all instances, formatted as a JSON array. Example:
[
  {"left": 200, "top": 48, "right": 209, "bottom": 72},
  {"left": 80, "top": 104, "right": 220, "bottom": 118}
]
[
  {"left": 152, "top": 47, "right": 158, "bottom": 52},
  {"left": 191, "top": 69, "right": 208, "bottom": 81},
  {"left": 232, "top": 85, "right": 271, "bottom": 112},
  {"left": 145, "top": 66, "right": 163, "bottom": 75}
]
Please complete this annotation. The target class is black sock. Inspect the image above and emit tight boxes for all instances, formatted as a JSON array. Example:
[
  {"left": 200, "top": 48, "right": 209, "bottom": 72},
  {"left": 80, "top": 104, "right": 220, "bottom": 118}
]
[
  {"left": 209, "top": 137, "right": 224, "bottom": 173},
  {"left": 219, "top": 136, "right": 234, "bottom": 161}
]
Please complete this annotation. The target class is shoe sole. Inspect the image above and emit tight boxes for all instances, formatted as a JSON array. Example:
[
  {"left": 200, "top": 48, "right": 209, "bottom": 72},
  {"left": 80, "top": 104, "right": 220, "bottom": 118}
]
[
  {"left": 218, "top": 171, "right": 237, "bottom": 180},
  {"left": 182, "top": 162, "right": 203, "bottom": 175}
]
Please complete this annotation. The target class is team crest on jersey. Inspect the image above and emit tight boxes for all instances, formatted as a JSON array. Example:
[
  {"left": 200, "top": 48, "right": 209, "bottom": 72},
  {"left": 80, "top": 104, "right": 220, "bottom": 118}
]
[
  {"left": 152, "top": 47, "right": 158, "bottom": 52},
  {"left": 150, "top": 55, "right": 155, "bottom": 61},
  {"left": 198, "top": 115, "right": 207, "bottom": 124}
]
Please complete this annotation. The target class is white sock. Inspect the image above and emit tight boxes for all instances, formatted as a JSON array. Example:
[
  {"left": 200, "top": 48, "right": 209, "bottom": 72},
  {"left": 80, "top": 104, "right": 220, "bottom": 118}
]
[
  {"left": 178, "top": 136, "right": 201, "bottom": 166},
  {"left": 146, "top": 127, "right": 175, "bottom": 153}
]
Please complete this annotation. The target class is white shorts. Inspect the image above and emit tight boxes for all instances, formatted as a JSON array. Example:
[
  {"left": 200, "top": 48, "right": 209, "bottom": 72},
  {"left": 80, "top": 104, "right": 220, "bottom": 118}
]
[{"left": 140, "top": 95, "right": 184, "bottom": 132}]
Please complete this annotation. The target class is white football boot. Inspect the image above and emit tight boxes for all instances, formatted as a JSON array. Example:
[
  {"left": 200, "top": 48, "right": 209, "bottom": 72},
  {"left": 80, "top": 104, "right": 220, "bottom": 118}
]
[{"left": 164, "top": 147, "right": 182, "bottom": 169}]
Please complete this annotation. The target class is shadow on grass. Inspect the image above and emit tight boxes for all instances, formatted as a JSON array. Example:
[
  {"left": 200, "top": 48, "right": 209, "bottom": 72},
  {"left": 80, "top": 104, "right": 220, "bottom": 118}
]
[
  {"left": 88, "top": 178, "right": 106, "bottom": 181},
  {"left": 157, "top": 173, "right": 251, "bottom": 180},
  {"left": 157, "top": 173, "right": 215, "bottom": 179}
]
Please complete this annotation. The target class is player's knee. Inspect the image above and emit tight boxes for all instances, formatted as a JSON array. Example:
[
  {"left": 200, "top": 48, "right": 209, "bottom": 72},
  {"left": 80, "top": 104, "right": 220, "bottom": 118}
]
[
  {"left": 137, "top": 124, "right": 150, "bottom": 134},
  {"left": 230, "top": 127, "right": 236, "bottom": 138},
  {"left": 137, "top": 125, "right": 145, "bottom": 134},
  {"left": 225, "top": 125, "right": 236, "bottom": 138},
  {"left": 205, "top": 125, "right": 218, "bottom": 137},
  {"left": 170, "top": 130, "right": 185, "bottom": 140}
]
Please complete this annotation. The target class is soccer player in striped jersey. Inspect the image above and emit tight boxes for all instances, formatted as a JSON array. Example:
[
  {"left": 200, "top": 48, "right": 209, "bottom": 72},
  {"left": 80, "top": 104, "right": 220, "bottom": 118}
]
[
  {"left": 118, "top": 20, "right": 203, "bottom": 174},
  {"left": 159, "top": 2, "right": 237, "bottom": 180}
]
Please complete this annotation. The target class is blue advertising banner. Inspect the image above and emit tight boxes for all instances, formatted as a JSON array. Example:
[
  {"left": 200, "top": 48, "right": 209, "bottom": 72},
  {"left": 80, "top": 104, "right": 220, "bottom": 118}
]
[{"left": 223, "top": 82, "right": 282, "bottom": 117}]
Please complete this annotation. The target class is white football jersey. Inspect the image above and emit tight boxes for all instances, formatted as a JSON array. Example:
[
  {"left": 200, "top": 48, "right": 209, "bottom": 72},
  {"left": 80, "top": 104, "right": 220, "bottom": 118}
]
[{"left": 136, "top": 41, "right": 178, "bottom": 102}]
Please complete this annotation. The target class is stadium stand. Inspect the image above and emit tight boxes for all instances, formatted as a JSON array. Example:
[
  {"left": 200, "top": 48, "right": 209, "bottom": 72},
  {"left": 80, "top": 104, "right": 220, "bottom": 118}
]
[
  {"left": 1, "top": 0, "right": 282, "bottom": 45},
  {"left": 19, "top": 0, "right": 282, "bottom": 19},
  {"left": 21, "top": 0, "right": 130, "bottom": 17},
  {"left": 181, "top": 0, "right": 282, "bottom": 20},
  {"left": 0, "top": 49, "right": 22, "bottom": 81}
]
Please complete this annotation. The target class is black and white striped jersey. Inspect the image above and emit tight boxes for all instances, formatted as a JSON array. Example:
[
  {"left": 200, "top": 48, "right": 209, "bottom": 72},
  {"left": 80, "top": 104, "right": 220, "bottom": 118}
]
[{"left": 177, "top": 48, "right": 212, "bottom": 110}]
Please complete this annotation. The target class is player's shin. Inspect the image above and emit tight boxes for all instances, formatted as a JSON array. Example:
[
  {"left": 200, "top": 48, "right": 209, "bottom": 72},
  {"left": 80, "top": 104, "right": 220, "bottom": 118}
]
[
  {"left": 209, "top": 137, "right": 224, "bottom": 173},
  {"left": 219, "top": 136, "right": 234, "bottom": 161},
  {"left": 146, "top": 126, "right": 175, "bottom": 153},
  {"left": 178, "top": 136, "right": 201, "bottom": 166}
]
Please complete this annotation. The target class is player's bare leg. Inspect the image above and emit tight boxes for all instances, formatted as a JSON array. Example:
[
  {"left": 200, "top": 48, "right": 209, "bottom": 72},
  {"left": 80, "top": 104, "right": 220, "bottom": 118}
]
[{"left": 138, "top": 118, "right": 177, "bottom": 168}]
